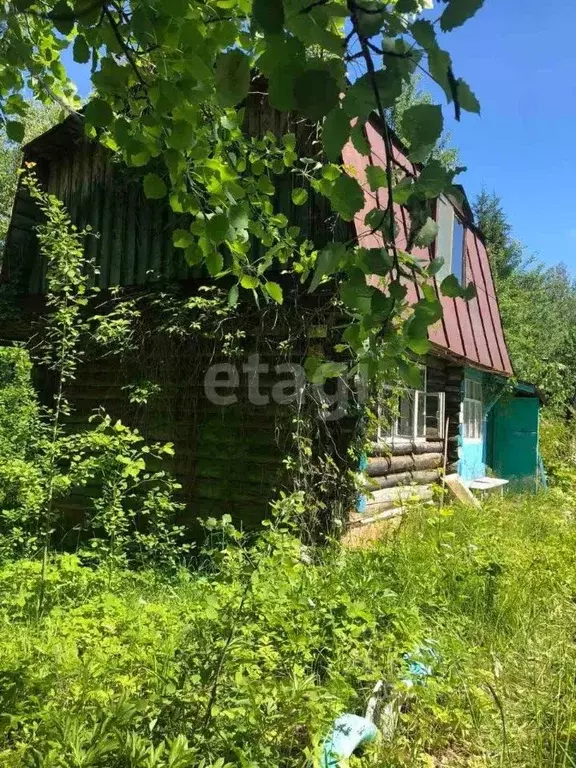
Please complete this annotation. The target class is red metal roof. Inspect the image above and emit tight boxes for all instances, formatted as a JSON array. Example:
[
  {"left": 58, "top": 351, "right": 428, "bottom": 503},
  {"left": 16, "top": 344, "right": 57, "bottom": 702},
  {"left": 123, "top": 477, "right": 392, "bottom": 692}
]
[{"left": 342, "top": 121, "right": 513, "bottom": 377}]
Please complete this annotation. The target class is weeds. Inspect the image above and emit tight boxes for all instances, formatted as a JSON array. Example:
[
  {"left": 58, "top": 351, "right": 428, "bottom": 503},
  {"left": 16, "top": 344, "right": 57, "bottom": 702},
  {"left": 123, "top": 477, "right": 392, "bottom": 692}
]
[{"left": 0, "top": 496, "right": 575, "bottom": 766}]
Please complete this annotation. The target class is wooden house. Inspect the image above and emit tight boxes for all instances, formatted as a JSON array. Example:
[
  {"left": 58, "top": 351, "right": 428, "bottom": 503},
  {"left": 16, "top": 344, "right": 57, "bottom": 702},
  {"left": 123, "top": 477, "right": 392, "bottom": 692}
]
[{"left": 0, "top": 97, "right": 542, "bottom": 536}]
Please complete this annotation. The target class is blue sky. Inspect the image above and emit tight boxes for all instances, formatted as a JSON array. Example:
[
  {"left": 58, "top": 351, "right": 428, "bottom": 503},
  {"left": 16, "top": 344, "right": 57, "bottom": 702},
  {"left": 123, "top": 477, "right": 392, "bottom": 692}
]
[
  {"left": 63, "top": 0, "right": 576, "bottom": 273},
  {"left": 436, "top": 0, "right": 576, "bottom": 273}
]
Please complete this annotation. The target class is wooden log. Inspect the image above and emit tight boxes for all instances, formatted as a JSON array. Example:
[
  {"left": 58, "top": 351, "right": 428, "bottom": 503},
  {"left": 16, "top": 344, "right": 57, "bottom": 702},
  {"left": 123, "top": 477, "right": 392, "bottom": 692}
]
[
  {"left": 367, "top": 452, "right": 442, "bottom": 476},
  {"left": 370, "top": 440, "right": 444, "bottom": 458},
  {"left": 365, "top": 485, "right": 434, "bottom": 513},
  {"left": 369, "top": 469, "right": 440, "bottom": 489}
]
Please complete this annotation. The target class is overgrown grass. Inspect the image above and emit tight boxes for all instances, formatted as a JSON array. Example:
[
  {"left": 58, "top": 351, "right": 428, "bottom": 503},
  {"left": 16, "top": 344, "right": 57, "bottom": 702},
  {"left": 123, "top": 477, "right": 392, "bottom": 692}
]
[{"left": 2, "top": 494, "right": 576, "bottom": 767}]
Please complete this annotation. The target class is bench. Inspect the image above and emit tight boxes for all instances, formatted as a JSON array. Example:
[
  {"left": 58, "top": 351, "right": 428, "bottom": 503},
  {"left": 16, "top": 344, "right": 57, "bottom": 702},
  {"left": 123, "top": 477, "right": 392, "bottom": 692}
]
[{"left": 467, "top": 477, "right": 509, "bottom": 499}]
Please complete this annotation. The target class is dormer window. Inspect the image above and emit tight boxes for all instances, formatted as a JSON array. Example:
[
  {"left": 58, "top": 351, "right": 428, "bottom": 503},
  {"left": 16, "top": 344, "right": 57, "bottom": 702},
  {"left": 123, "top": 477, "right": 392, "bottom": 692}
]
[{"left": 435, "top": 196, "right": 465, "bottom": 285}]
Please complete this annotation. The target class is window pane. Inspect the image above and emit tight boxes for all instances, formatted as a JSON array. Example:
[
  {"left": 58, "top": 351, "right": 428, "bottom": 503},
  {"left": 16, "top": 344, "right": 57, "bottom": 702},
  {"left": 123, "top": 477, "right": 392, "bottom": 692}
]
[
  {"left": 416, "top": 392, "right": 426, "bottom": 438},
  {"left": 476, "top": 401, "right": 483, "bottom": 439},
  {"left": 436, "top": 197, "right": 454, "bottom": 284},
  {"left": 426, "top": 393, "right": 445, "bottom": 439},
  {"left": 397, "top": 391, "right": 414, "bottom": 437},
  {"left": 452, "top": 217, "right": 465, "bottom": 284}
]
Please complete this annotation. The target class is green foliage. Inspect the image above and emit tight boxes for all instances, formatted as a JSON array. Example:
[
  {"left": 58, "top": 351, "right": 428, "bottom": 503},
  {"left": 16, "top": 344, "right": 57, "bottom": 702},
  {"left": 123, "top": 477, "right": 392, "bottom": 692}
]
[
  {"left": 0, "top": 176, "right": 187, "bottom": 572},
  {"left": 475, "top": 190, "right": 576, "bottom": 411},
  {"left": 1, "top": 496, "right": 576, "bottom": 765},
  {"left": 0, "top": 348, "right": 44, "bottom": 559},
  {"left": 0, "top": 101, "right": 60, "bottom": 249},
  {"left": 0, "top": 0, "right": 482, "bottom": 388},
  {"left": 389, "top": 74, "right": 461, "bottom": 171}
]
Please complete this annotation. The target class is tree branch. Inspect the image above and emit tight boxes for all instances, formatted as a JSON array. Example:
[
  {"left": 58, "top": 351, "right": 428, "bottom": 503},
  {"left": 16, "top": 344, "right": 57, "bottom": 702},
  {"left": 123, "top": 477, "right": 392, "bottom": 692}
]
[
  {"left": 347, "top": 1, "right": 398, "bottom": 264},
  {"left": 103, "top": 5, "right": 147, "bottom": 87}
]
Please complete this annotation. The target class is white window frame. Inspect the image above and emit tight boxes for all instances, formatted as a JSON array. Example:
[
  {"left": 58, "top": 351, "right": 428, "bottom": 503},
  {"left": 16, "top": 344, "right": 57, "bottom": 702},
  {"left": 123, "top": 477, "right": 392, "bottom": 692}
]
[
  {"left": 435, "top": 195, "right": 466, "bottom": 285},
  {"left": 378, "top": 368, "right": 446, "bottom": 444},
  {"left": 462, "top": 378, "right": 483, "bottom": 442}
]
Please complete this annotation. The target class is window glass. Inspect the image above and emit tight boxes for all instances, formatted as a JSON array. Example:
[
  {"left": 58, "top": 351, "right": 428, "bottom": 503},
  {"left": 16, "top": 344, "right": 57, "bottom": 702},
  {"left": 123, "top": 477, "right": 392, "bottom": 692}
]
[
  {"left": 397, "top": 391, "right": 414, "bottom": 437},
  {"left": 452, "top": 216, "right": 465, "bottom": 284},
  {"left": 435, "top": 196, "right": 453, "bottom": 284},
  {"left": 463, "top": 377, "right": 482, "bottom": 440},
  {"left": 416, "top": 391, "right": 426, "bottom": 438},
  {"left": 435, "top": 196, "right": 467, "bottom": 286},
  {"left": 379, "top": 368, "right": 445, "bottom": 442}
]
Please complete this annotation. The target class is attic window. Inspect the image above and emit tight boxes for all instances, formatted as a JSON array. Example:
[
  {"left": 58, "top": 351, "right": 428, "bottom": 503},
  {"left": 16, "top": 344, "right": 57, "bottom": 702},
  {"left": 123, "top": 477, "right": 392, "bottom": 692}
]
[{"left": 435, "top": 196, "right": 465, "bottom": 285}]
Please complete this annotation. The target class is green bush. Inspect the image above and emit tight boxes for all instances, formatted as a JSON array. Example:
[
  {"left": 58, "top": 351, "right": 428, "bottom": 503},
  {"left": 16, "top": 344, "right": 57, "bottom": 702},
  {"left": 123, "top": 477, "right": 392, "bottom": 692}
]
[{"left": 1, "top": 496, "right": 576, "bottom": 766}]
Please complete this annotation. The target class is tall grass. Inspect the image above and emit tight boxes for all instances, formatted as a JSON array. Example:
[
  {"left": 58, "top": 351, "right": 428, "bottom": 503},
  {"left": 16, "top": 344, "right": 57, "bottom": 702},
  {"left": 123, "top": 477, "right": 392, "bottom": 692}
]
[{"left": 1, "top": 494, "right": 576, "bottom": 766}]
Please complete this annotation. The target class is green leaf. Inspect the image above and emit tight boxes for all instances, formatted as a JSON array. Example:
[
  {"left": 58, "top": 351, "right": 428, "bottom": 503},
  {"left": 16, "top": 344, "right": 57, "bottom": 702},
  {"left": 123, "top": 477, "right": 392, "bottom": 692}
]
[
  {"left": 73, "top": 34, "right": 91, "bottom": 64},
  {"left": 410, "top": 19, "right": 437, "bottom": 50},
  {"left": 292, "top": 188, "right": 308, "bottom": 206},
  {"left": 357, "top": 3, "right": 386, "bottom": 37},
  {"left": 258, "top": 175, "right": 275, "bottom": 195},
  {"left": 392, "top": 177, "right": 415, "bottom": 205},
  {"left": 330, "top": 174, "right": 365, "bottom": 221},
  {"left": 366, "top": 165, "right": 388, "bottom": 192},
  {"left": 399, "top": 359, "right": 425, "bottom": 389},
  {"left": 309, "top": 242, "right": 347, "bottom": 293},
  {"left": 365, "top": 208, "right": 397, "bottom": 239},
  {"left": 406, "top": 334, "right": 431, "bottom": 355},
  {"left": 229, "top": 204, "right": 249, "bottom": 232},
  {"left": 215, "top": 50, "right": 251, "bottom": 107},
  {"left": 440, "top": 0, "right": 485, "bottom": 32},
  {"left": 52, "top": 0, "right": 74, "bottom": 34},
  {"left": 414, "top": 296, "right": 443, "bottom": 324},
  {"left": 167, "top": 120, "right": 195, "bottom": 150},
  {"left": 240, "top": 274, "right": 259, "bottom": 289},
  {"left": 417, "top": 159, "right": 450, "bottom": 199},
  {"left": 316, "top": 361, "right": 347, "bottom": 381},
  {"left": 455, "top": 79, "right": 481, "bottom": 114},
  {"left": 294, "top": 68, "right": 340, "bottom": 121},
  {"left": 427, "top": 257, "right": 445, "bottom": 277},
  {"left": 265, "top": 281, "right": 283, "bottom": 304},
  {"left": 228, "top": 284, "right": 239, "bottom": 307},
  {"left": 5, "top": 120, "right": 24, "bottom": 143},
  {"left": 440, "top": 274, "right": 462, "bottom": 297},
  {"left": 173, "top": 229, "right": 194, "bottom": 249},
  {"left": 143, "top": 173, "right": 167, "bottom": 199},
  {"left": 343, "top": 70, "right": 402, "bottom": 120},
  {"left": 414, "top": 217, "right": 439, "bottom": 247},
  {"left": 184, "top": 245, "right": 203, "bottom": 266},
  {"left": 84, "top": 98, "right": 114, "bottom": 128},
  {"left": 269, "top": 64, "right": 300, "bottom": 112},
  {"left": 356, "top": 247, "right": 393, "bottom": 276},
  {"left": 351, "top": 122, "right": 370, "bottom": 156},
  {"left": 206, "top": 250, "right": 224, "bottom": 276},
  {"left": 396, "top": 0, "right": 420, "bottom": 12},
  {"left": 428, "top": 48, "right": 454, "bottom": 103},
  {"left": 400, "top": 104, "right": 443, "bottom": 153},
  {"left": 323, "top": 108, "right": 350, "bottom": 163},
  {"left": 253, "top": 0, "right": 284, "bottom": 34},
  {"left": 206, "top": 213, "right": 230, "bottom": 243},
  {"left": 340, "top": 281, "right": 375, "bottom": 314},
  {"left": 389, "top": 281, "right": 407, "bottom": 301}
]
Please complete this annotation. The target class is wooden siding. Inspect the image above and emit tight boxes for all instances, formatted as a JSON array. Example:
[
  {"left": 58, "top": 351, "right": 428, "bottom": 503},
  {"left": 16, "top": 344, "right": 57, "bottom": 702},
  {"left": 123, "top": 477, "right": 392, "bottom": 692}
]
[
  {"left": 342, "top": 120, "right": 513, "bottom": 377},
  {"left": 4, "top": 93, "right": 349, "bottom": 295}
]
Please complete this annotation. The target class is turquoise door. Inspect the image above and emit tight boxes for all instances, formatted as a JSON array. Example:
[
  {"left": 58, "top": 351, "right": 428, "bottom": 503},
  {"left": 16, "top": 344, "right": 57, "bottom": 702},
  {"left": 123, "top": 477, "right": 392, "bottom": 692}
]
[{"left": 490, "top": 398, "right": 539, "bottom": 490}]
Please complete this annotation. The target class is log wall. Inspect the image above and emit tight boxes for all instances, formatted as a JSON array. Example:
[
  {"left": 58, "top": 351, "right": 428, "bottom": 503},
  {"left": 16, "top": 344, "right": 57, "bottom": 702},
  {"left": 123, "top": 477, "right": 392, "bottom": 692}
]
[{"left": 363, "top": 355, "right": 463, "bottom": 517}]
